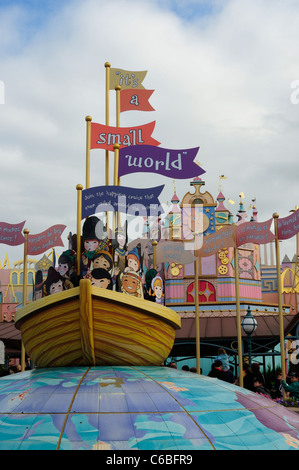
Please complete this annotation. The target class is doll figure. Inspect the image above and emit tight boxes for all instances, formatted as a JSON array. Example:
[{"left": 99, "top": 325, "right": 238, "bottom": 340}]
[
  {"left": 120, "top": 269, "right": 143, "bottom": 298},
  {"left": 57, "top": 249, "right": 77, "bottom": 289},
  {"left": 92, "top": 249, "right": 114, "bottom": 272},
  {"left": 34, "top": 270, "right": 44, "bottom": 300},
  {"left": 150, "top": 274, "right": 164, "bottom": 305},
  {"left": 81, "top": 216, "right": 108, "bottom": 277},
  {"left": 44, "top": 267, "right": 65, "bottom": 295},
  {"left": 125, "top": 247, "right": 141, "bottom": 275},
  {"left": 90, "top": 268, "right": 113, "bottom": 290}
]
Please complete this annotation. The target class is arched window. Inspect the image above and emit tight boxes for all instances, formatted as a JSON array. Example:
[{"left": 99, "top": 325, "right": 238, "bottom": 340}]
[
  {"left": 28, "top": 272, "right": 34, "bottom": 285},
  {"left": 12, "top": 272, "right": 18, "bottom": 285}
]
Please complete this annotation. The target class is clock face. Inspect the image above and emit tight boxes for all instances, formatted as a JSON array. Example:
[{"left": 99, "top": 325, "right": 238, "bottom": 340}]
[{"left": 216, "top": 212, "right": 228, "bottom": 224}]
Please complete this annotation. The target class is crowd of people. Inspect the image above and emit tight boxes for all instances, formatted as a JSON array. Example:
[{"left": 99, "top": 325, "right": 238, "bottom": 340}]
[{"left": 168, "top": 347, "right": 299, "bottom": 403}]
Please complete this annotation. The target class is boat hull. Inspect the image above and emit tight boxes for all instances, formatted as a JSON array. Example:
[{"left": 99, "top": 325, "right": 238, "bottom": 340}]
[{"left": 15, "top": 280, "right": 181, "bottom": 368}]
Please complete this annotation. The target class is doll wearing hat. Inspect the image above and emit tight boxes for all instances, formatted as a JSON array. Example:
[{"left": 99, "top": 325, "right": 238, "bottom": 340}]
[
  {"left": 120, "top": 269, "right": 143, "bottom": 298},
  {"left": 44, "top": 267, "right": 66, "bottom": 296},
  {"left": 81, "top": 216, "right": 109, "bottom": 277},
  {"left": 58, "top": 249, "right": 77, "bottom": 289},
  {"left": 34, "top": 270, "right": 44, "bottom": 300},
  {"left": 149, "top": 274, "right": 164, "bottom": 305},
  {"left": 124, "top": 247, "right": 141, "bottom": 276}
]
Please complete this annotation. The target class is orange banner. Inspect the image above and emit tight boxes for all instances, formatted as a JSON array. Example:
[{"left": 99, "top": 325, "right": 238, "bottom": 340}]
[
  {"left": 90, "top": 121, "right": 160, "bottom": 151},
  {"left": 120, "top": 89, "right": 155, "bottom": 112}
]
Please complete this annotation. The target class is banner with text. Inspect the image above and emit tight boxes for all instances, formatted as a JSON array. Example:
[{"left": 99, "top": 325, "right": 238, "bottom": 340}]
[
  {"left": 0, "top": 221, "right": 26, "bottom": 246},
  {"left": 196, "top": 226, "right": 237, "bottom": 257},
  {"left": 120, "top": 89, "right": 155, "bottom": 112},
  {"left": 27, "top": 225, "right": 66, "bottom": 256},
  {"left": 90, "top": 122, "right": 160, "bottom": 151},
  {"left": 277, "top": 209, "right": 299, "bottom": 240},
  {"left": 109, "top": 68, "right": 147, "bottom": 90},
  {"left": 118, "top": 145, "right": 205, "bottom": 179},
  {"left": 236, "top": 219, "right": 275, "bottom": 246},
  {"left": 157, "top": 241, "right": 196, "bottom": 264},
  {"left": 82, "top": 185, "right": 165, "bottom": 219}
]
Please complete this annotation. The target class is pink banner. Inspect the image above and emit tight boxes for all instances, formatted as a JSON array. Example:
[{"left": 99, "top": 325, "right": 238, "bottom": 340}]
[
  {"left": 0, "top": 221, "right": 26, "bottom": 246},
  {"left": 27, "top": 224, "right": 66, "bottom": 255},
  {"left": 236, "top": 219, "right": 274, "bottom": 246},
  {"left": 277, "top": 209, "right": 299, "bottom": 240},
  {"left": 196, "top": 225, "right": 237, "bottom": 257}
]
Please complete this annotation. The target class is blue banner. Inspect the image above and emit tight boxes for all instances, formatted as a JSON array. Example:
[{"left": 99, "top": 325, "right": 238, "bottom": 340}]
[{"left": 82, "top": 185, "right": 165, "bottom": 219}]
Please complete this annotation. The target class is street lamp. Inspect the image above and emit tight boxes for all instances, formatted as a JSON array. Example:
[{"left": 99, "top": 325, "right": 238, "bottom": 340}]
[{"left": 241, "top": 306, "right": 258, "bottom": 367}]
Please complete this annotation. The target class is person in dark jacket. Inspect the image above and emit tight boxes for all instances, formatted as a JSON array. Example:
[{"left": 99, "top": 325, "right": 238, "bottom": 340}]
[{"left": 253, "top": 377, "right": 272, "bottom": 398}]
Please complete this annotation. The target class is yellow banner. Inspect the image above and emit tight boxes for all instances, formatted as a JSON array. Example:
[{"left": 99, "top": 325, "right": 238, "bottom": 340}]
[{"left": 110, "top": 68, "right": 147, "bottom": 90}]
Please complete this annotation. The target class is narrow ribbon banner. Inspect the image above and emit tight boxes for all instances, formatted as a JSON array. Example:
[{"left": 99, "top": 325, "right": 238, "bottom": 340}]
[
  {"left": 120, "top": 89, "right": 155, "bottom": 112},
  {"left": 118, "top": 145, "right": 205, "bottom": 179},
  {"left": 27, "top": 224, "right": 66, "bottom": 256},
  {"left": 196, "top": 225, "right": 237, "bottom": 257},
  {"left": 277, "top": 209, "right": 299, "bottom": 240},
  {"left": 0, "top": 221, "right": 26, "bottom": 246},
  {"left": 236, "top": 219, "right": 275, "bottom": 246},
  {"left": 90, "top": 122, "right": 160, "bottom": 151},
  {"left": 109, "top": 68, "right": 147, "bottom": 90},
  {"left": 82, "top": 185, "right": 165, "bottom": 219}
]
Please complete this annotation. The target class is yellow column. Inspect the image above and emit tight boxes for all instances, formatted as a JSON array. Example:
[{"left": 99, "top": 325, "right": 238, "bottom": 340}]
[
  {"left": 194, "top": 254, "right": 201, "bottom": 374},
  {"left": 21, "top": 228, "right": 29, "bottom": 371},
  {"left": 152, "top": 240, "right": 157, "bottom": 269},
  {"left": 234, "top": 247, "right": 244, "bottom": 387},
  {"left": 113, "top": 144, "right": 120, "bottom": 232},
  {"left": 273, "top": 213, "right": 287, "bottom": 396},
  {"left": 104, "top": 62, "right": 110, "bottom": 187},
  {"left": 76, "top": 184, "right": 83, "bottom": 276},
  {"left": 85, "top": 116, "right": 92, "bottom": 189}
]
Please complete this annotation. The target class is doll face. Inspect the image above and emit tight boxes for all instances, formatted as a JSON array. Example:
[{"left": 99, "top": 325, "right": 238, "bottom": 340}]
[
  {"left": 154, "top": 284, "right": 162, "bottom": 299},
  {"left": 117, "top": 233, "right": 126, "bottom": 248},
  {"left": 93, "top": 255, "right": 111, "bottom": 271},
  {"left": 58, "top": 262, "right": 69, "bottom": 276},
  {"left": 50, "top": 280, "right": 63, "bottom": 295},
  {"left": 127, "top": 257, "right": 139, "bottom": 272},
  {"left": 84, "top": 239, "right": 99, "bottom": 252},
  {"left": 91, "top": 276, "right": 110, "bottom": 289},
  {"left": 35, "top": 290, "right": 43, "bottom": 300},
  {"left": 122, "top": 275, "right": 138, "bottom": 294}
]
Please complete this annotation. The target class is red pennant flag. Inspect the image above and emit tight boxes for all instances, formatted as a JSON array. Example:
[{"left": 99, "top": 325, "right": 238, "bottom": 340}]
[
  {"left": 236, "top": 219, "right": 274, "bottom": 246},
  {"left": 0, "top": 221, "right": 26, "bottom": 246},
  {"left": 27, "top": 224, "right": 66, "bottom": 256},
  {"left": 120, "top": 89, "right": 155, "bottom": 113},
  {"left": 90, "top": 121, "right": 160, "bottom": 151}
]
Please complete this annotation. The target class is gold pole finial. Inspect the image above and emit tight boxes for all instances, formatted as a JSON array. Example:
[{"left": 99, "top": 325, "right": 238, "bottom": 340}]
[{"left": 104, "top": 62, "right": 111, "bottom": 68}]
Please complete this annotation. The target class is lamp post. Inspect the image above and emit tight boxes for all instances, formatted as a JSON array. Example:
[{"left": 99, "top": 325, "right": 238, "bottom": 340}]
[{"left": 241, "top": 306, "right": 258, "bottom": 367}]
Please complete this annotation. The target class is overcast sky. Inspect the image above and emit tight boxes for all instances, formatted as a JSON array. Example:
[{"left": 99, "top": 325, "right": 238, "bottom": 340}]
[{"left": 1, "top": 0, "right": 299, "bottom": 265}]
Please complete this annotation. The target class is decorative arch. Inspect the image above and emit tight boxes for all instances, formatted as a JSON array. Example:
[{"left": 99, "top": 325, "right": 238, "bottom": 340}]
[{"left": 187, "top": 280, "right": 216, "bottom": 303}]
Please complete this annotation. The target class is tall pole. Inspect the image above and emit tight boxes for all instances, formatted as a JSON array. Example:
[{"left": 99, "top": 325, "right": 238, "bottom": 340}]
[
  {"left": 104, "top": 62, "right": 110, "bottom": 187},
  {"left": 113, "top": 144, "right": 120, "bottom": 233},
  {"left": 273, "top": 213, "right": 287, "bottom": 396},
  {"left": 85, "top": 116, "right": 92, "bottom": 189},
  {"left": 76, "top": 184, "right": 83, "bottom": 276},
  {"left": 115, "top": 85, "right": 121, "bottom": 186},
  {"left": 21, "top": 228, "right": 29, "bottom": 371},
  {"left": 194, "top": 254, "right": 201, "bottom": 374},
  {"left": 234, "top": 247, "right": 244, "bottom": 387}
]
